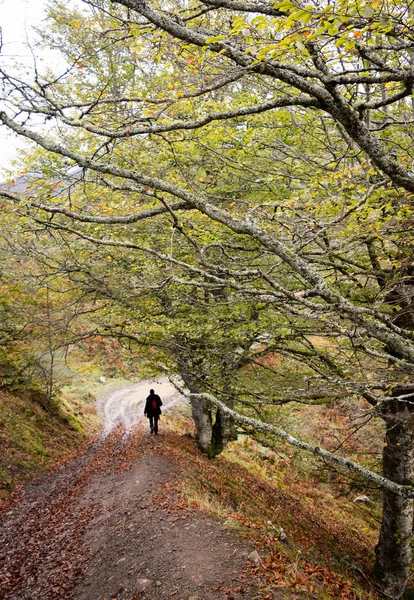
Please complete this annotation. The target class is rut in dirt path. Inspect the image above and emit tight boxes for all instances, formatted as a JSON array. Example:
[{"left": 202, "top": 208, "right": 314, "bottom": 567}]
[{"left": 0, "top": 381, "right": 260, "bottom": 600}]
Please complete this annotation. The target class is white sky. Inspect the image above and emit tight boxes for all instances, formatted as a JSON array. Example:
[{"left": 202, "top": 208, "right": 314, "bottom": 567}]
[{"left": 0, "top": 0, "right": 48, "bottom": 174}]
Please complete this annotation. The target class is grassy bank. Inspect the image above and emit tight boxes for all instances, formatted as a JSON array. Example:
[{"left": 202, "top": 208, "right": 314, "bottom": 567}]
[
  {"left": 154, "top": 410, "right": 399, "bottom": 600},
  {"left": 0, "top": 369, "right": 118, "bottom": 502}
]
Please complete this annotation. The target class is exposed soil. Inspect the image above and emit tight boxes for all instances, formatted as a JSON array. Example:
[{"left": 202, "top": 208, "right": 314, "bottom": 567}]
[
  {"left": 0, "top": 382, "right": 262, "bottom": 600},
  {"left": 74, "top": 441, "right": 258, "bottom": 600}
]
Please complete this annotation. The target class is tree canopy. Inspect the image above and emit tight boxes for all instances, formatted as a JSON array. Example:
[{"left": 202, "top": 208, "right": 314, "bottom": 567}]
[{"left": 1, "top": 1, "right": 414, "bottom": 597}]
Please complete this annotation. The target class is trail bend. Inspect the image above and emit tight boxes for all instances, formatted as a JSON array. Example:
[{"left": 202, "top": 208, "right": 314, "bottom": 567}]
[{"left": 98, "top": 376, "right": 187, "bottom": 436}]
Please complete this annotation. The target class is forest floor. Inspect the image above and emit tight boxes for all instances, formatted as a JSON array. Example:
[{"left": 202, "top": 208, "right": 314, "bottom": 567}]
[
  {"left": 0, "top": 380, "right": 388, "bottom": 600},
  {"left": 0, "top": 427, "right": 266, "bottom": 600},
  {"left": 0, "top": 380, "right": 306, "bottom": 600}
]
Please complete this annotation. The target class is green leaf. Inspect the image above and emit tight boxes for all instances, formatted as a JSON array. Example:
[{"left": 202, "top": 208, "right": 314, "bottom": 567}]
[
  {"left": 274, "top": 0, "right": 294, "bottom": 12},
  {"left": 363, "top": 6, "right": 374, "bottom": 18}
]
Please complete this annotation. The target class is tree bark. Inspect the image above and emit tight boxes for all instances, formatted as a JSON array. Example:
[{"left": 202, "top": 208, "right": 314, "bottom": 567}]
[
  {"left": 374, "top": 389, "right": 414, "bottom": 599},
  {"left": 178, "top": 362, "right": 232, "bottom": 458},
  {"left": 191, "top": 397, "right": 235, "bottom": 458},
  {"left": 191, "top": 394, "right": 214, "bottom": 455},
  {"left": 211, "top": 398, "right": 237, "bottom": 457},
  {"left": 191, "top": 398, "right": 237, "bottom": 458}
]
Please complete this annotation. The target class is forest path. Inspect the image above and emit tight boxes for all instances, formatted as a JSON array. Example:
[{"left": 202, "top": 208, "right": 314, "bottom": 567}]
[
  {"left": 98, "top": 376, "right": 187, "bottom": 435},
  {"left": 0, "top": 382, "right": 265, "bottom": 600}
]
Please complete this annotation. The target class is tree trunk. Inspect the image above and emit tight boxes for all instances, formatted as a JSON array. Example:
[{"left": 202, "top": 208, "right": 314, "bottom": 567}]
[
  {"left": 178, "top": 364, "right": 235, "bottom": 458},
  {"left": 178, "top": 365, "right": 217, "bottom": 457},
  {"left": 211, "top": 402, "right": 237, "bottom": 457},
  {"left": 190, "top": 394, "right": 214, "bottom": 455},
  {"left": 374, "top": 389, "right": 414, "bottom": 599},
  {"left": 191, "top": 399, "right": 235, "bottom": 458}
]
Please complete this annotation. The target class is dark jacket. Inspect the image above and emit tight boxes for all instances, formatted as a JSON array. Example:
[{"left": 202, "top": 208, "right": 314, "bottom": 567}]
[{"left": 144, "top": 393, "right": 162, "bottom": 417}]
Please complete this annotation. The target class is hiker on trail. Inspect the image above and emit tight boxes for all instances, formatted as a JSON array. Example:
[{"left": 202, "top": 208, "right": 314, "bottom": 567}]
[{"left": 144, "top": 389, "right": 163, "bottom": 435}]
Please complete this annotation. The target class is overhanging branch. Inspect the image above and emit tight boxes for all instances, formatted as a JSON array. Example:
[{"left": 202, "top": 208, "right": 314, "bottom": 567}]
[{"left": 177, "top": 386, "right": 414, "bottom": 499}]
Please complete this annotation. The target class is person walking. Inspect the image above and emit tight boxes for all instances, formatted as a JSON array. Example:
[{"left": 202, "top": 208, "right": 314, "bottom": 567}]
[{"left": 144, "top": 389, "right": 163, "bottom": 434}]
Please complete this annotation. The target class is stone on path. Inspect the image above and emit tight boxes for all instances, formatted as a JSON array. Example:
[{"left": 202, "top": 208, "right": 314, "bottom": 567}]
[
  {"left": 136, "top": 578, "right": 153, "bottom": 593},
  {"left": 247, "top": 550, "right": 261, "bottom": 565}
]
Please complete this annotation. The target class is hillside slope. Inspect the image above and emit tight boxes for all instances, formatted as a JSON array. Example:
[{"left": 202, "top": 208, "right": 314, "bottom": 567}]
[
  {"left": 0, "top": 387, "right": 97, "bottom": 500},
  {"left": 1, "top": 401, "right": 400, "bottom": 600}
]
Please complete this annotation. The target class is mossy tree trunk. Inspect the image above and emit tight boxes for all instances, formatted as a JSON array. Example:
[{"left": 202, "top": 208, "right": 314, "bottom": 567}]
[{"left": 374, "top": 388, "right": 414, "bottom": 599}]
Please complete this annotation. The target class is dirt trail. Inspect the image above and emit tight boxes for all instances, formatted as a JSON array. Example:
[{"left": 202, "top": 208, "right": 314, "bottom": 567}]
[
  {"left": 0, "top": 381, "right": 259, "bottom": 600},
  {"left": 98, "top": 376, "right": 187, "bottom": 436}
]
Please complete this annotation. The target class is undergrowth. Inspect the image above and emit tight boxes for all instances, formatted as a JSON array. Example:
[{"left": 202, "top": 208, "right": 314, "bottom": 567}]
[
  {"left": 0, "top": 368, "right": 107, "bottom": 501},
  {"left": 155, "top": 410, "right": 388, "bottom": 600},
  {"left": 0, "top": 337, "right": 140, "bottom": 502}
]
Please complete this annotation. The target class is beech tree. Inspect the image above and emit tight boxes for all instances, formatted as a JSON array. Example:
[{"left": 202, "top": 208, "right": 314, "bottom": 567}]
[{"left": 1, "top": 0, "right": 414, "bottom": 597}]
